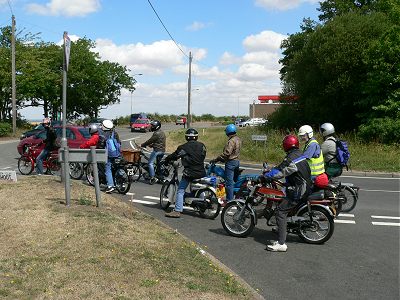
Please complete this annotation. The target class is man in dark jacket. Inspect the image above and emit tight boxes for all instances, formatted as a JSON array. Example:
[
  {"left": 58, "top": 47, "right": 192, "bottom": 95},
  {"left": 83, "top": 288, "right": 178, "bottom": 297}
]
[
  {"left": 141, "top": 120, "right": 166, "bottom": 184},
  {"left": 36, "top": 118, "right": 57, "bottom": 175},
  {"left": 261, "top": 135, "right": 312, "bottom": 252},
  {"left": 164, "top": 128, "right": 206, "bottom": 218}
]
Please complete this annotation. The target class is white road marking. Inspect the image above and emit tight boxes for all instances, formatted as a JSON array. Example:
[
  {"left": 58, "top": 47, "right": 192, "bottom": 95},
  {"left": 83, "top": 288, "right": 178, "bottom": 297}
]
[
  {"left": 360, "top": 189, "right": 400, "bottom": 193},
  {"left": 1, "top": 166, "right": 11, "bottom": 170},
  {"left": 371, "top": 215, "right": 400, "bottom": 220},
  {"left": 338, "top": 213, "right": 354, "bottom": 218},
  {"left": 144, "top": 196, "right": 160, "bottom": 200},
  {"left": 128, "top": 199, "right": 156, "bottom": 205},
  {"left": 372, "top": 222, "right": 400, "bottom": 227},
  {"left": 334, "top": 220, "right": 356, "bottom": 224},
  {"left": 121, "top": 137, "right": 139, "bottom": 142}
]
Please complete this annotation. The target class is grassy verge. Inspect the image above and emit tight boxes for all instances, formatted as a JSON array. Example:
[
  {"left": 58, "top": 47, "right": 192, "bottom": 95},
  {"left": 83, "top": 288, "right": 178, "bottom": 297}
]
[
  {"left": 0, "top": 177, "right": 251, "bottom": 299},
  {"left": 166, "top": 127, "right": 400, "bottom": 173}
]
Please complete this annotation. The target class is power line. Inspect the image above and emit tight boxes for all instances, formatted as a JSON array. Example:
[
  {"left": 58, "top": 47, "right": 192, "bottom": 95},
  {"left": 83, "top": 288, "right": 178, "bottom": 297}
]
[
  {"left": 147, "top": 0, "right": 188, "bottom": 59},
  {"left": 7, "top": 0, "right": 14, "bottom": 15}
]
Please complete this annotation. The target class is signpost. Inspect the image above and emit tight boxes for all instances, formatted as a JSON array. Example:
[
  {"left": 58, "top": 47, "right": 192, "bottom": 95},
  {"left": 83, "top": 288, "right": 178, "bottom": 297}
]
[{"left": 251, "top": 135, "right": 267, "bottom": 142}]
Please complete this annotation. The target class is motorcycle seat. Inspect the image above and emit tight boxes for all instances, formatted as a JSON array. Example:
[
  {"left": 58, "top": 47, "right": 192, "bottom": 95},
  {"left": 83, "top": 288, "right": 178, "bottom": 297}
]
[{"left": 307, "top": 190, "right": 325, "bottom": 200}]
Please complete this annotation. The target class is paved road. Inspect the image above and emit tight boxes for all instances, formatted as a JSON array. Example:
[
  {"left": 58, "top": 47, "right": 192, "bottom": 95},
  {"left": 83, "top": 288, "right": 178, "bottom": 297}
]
[{"left": 1, "top": 125, "right": 399, "bottom": 299}]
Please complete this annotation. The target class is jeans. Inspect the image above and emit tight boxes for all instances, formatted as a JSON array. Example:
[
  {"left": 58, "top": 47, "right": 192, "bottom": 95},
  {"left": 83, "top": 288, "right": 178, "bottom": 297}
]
[
  {"left": 148, "top": 151, "right": 164, "bottom": 178},
  {"left": 105, "top": 157, "right": 115, "bottom": 187},
  {"left": 175, "top": 176, "right": 190, "bottom": 212},
  {"left": 36, "top": 148, "right": 50, "bottom": 174},
  {"left": 225, "top": 159, "right": 240, "bottom": 201},
  {"left": 275, "top": 198, "right": 297, "bottom": 245}
]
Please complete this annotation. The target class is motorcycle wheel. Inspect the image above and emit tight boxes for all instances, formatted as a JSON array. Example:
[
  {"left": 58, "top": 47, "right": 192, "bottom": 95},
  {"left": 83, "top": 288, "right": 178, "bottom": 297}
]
[
  {"left": 48, "top": 158, "right": 61, "bottom": 176},
  {"left": 115, "top": 168, "right": 131, "bottom": 194},
  {"left": 297, "top": 206, "right": 334, "bottom": 244},
  {"left": 160, "top": 180, "right": 176, "bottom": 210},
  {"left": 339, "top": 186, "right": 358, "bottom": 213},
  {"left": 69, "top": 162, "right": 84, "bottom": 180},
  {"left": 85, "top": 164, "right": 95, "bottom": 186},
  {"left": 18, "top": 156, "right": 34, "bottom": 175},
  {"left": 221, "top": 201, "right": 255, "bottom": 237},
  {"left": 195, "top": 188, "right": 221, "bottom": 219}
]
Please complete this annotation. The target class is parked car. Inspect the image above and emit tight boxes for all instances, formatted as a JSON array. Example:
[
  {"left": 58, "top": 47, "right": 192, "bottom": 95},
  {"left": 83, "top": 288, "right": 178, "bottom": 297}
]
[
  {"left": 130, "top": 113, "right": 148, "bottom": 127},
  {"left": 238, "top": 118, "right": 268, "bottom": 127},
  {"left": 20, "top": 120, "right": 66, "bottom": 140},
  {"left": 176, "top": 116, "right": 187, "bottom": 126},
  {"left": 17, "top": 125, "right": 91, "bottom": 155},
  {"left": 234, "top": 118, "right": 246, "bottom": 126},
  {"left": 130, "top": 119, "right": 152, "bottom": 132},
  {"left": 88, "top": 118, "right": 106, "bottom": 128}
]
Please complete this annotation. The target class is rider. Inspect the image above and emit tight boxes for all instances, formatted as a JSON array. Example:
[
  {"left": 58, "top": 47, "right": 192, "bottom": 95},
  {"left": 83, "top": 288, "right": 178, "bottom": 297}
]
[
  {"left": 164, "top": 128, "right": 207, "bottom": 218},
  {"left": 260, "top": 135, "right": 312, "bottom": 252},
  {"left": 140, "top": 120, "right": 166, "bottom": 184},
  {"left": 102, "top": 119, "right": 121, "bottom": 193},
  {"left": 210, "top": 124, "right": 241, "bottom": 203},
  {"left": 298, "top": 125, "right": 328, "bottom": 188},
  {"left": 79, "top": 124, "right": 100, "bottom": 149},
  {"left": 36, "top": 118, "right": 57, "bottom": 175},
  {"left": 320, "top": 122, "right": 342, "bottom": 178}
]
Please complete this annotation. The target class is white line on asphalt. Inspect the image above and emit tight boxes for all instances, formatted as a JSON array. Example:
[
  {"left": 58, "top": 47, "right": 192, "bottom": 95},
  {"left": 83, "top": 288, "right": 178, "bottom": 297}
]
[
  {"left": 121, "top": 137, "right": 139, "bottom": 142},
  {"left": 334, "top": 220, "right": 356, "bottom": 224},
  {"left": 128, "top": 199, "right": 156, "bottom": 205},
  {"left": 144, "top": 196, "right": 159, "bottom": 200},
  {"left": 371, "top": 222, "right": 400, "bottom": 227},
  {"left": 1, "top": 166, "right": 11, "bottom": 169},
  {"left": 338, "top": 213, "right": 354, "bottom": 218},
  {"left": 371, "top": 215, "right": 400, "bottom": 220},
  {"left": 360, "top": 189, "right": 400, "bottom": 193}
]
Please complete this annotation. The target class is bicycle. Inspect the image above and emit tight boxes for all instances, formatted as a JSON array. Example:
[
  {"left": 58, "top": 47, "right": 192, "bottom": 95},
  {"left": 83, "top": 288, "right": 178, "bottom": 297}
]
[
  {"left": 18, "top": 143, "right": 61, "bottom": 176},
  {"left": 123, "top": 141, "right": 171, "bottom": 184}
]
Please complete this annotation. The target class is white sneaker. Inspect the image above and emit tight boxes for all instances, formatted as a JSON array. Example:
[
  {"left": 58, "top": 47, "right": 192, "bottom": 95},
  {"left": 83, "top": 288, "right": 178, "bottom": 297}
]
[{"left": 267, "top": 241, "right": 287, "bottom": 252}]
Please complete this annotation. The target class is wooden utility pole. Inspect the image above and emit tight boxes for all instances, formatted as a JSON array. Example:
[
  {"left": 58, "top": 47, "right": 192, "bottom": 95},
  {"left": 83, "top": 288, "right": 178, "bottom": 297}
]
[
  {"left": 11, "top": 15, "right": 16, "bottom": 136},
  {"left": 187, "top": 51, "right": 192, "bottom": 129}
]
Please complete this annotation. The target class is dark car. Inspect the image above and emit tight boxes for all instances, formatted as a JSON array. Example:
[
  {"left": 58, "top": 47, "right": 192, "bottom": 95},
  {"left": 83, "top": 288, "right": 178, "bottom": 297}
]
[{"left": 17, "top": 125, "right": 91, "bottom": 155}]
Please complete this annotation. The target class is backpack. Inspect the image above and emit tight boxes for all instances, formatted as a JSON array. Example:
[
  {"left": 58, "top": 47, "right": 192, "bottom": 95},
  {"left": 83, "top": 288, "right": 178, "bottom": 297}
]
[
  {"left": 335, "top": 139, "right": 350, "bottom": 169},
  {"left": 97, "top": 134, "right": 106, "bottom": 149},
  {"left": 106, "top": 131, "right": 121, "bottom": 157}
]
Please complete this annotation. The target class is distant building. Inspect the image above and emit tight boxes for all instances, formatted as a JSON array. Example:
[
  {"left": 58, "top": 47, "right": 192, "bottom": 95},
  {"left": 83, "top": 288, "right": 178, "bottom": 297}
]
[{"left": 249, "top": 95, "right": 297, "bottom": 118}]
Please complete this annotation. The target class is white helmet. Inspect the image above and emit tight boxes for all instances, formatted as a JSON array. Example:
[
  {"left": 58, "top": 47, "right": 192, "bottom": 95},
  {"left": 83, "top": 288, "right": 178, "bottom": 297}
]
[
  {"left": 298, "top": 125, "right": 313, "bottom": 140},
  {"left": 320, "top": 123, "right": 335, "bottom": 137},
  {"left": 102, "top": 119, "right": 114, "bottom": 131}
]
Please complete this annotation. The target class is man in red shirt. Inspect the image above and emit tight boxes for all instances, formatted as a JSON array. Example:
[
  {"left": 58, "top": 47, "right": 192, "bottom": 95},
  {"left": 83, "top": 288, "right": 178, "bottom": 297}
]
[{"left": 80, "top": 124, "right": 100, "bottom": 149}]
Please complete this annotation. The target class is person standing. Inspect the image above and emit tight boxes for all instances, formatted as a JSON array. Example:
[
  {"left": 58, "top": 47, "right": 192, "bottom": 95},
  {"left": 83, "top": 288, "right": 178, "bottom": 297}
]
[
  {"left": 164, "top": 128, "right": 207, "bottom": 218},
  {"left": 211, "top": 124, "right": 241, "bottom": 203},
  {"left": 101, "top": 119, "right": 121, "bottom": 193},
  {"left": 141, "top": 120, "right": 166, "bottom": 184},
  {"left": 298, "top": 125, "right": 328, "bottom": 188},
  {"left": 36, "top": 118, "right": 57, "bottom": 175},
  {"left": 261, "top": 135, "right": 312, "bottom": 252}
]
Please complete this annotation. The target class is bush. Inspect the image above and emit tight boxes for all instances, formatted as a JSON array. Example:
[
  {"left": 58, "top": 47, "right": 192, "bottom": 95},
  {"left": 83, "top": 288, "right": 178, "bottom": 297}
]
[
  {"left": 0, "top": 122, "right": 12, "bottom": 136},
  {"left": 358, "top": 117, "right": 400, "bottom": 144}
]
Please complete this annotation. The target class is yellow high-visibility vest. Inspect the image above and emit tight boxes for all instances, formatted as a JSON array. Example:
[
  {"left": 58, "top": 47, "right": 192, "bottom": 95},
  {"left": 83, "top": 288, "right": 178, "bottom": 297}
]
[{"left": 304, "top": 139, "right": 325, "bottom": 176}]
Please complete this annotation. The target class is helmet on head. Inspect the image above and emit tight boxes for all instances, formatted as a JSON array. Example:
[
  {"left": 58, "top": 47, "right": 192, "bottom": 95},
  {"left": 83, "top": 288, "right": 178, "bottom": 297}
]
[
  {"left": 102, "top": 119, "right": 114, "bottom": 131},
  {"left": 225, "top": 124, "right": 237, "bottom": 136},
  {"left": 89, "top": 124, "right": 99, "bottom": 135},
  {"left": 150, "top": 120, "right": 161, "bottom": 132},
  {"left": 298, "top": 125, "right": 313, "bottom": 141},
  {"left": 43, "top": 118, "right": 51, "bottom": 126},
  {"left": 320, "top": 123, "right": 335, "bottom": 137},
  {"left": 185, "top": 128, "right": 199, "bottom": 141},
  {"left": 282, "top": 135, "right": 299, "bottom": 152}
]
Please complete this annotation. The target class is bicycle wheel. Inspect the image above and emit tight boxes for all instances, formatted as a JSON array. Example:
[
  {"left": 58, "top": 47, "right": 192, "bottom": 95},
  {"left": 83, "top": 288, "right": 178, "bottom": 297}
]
[
  {"left": 221, "top": 201, "right": 255, "bottom": 237},
  {"left": 69, "top": 162, "right": 84, "bottom": 180},
  {"left": 18, "top": 156, "right": 34, "bottom": 175},
  {"left": 339, "top": 186, "right": 358, "bottom": 212},
  {"left": 115, "top": 168, "right": 131, "bottom": 194},
  {"left": 196, "top": 188, "right": 221, "bottom": 219},
  {"left": 48, "top": 158, "right": 61, "bottom": 176},
  {"left": 159, "top": 180, "right": 176, "bottom": 210}
]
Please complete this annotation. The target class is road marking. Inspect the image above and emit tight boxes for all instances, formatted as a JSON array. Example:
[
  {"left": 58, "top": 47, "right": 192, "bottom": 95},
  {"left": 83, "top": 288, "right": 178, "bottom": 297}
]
[
  {"left": 121, "top": 137, "right": 139, "bottom": 142},
  {"left": 371, "top": 215, "right": 400, "bottom": 220},
  {"left": 360, "top": 189, "right": 400, "bottom": 193},
  {"left": 371, "top": 222, "right": 400, "bottom": 227},
  {"left": 334, "top": 220, "right": 356, "bottom": 224},
  {"left": 338, "top": 213, "right": 354, "bottom": 218},
  {"left": 128, "top": 199, "right": 156, "bottom": 205},
  {"left": 144, "top": 196, "right": 160, "bottom": 200},
  {"left": 1, "top": 166, "right": 11, "bottom": 170}
]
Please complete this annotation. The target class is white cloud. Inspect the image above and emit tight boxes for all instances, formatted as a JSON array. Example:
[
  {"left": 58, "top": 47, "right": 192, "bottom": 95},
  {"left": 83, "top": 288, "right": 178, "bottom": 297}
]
[
  {"left": 186, "top": 21, "right": 210, "bottom": 32},
  {"left": 243, "top": 30, "right": 287, "bottom": 52},
  {"left": 26, "top": 0, "right": 100, "bottom": 17},
  {"left": 255, "top": 0, "right": 319, "bottom": 11}
]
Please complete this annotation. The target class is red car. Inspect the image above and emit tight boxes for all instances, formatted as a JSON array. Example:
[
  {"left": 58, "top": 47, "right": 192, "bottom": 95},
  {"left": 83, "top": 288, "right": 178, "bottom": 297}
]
[
  {"left": 130, "top": 118, "right": 152, "bottom": 132},
  {"left": 17, "top": 125, "right": 91, "bottom": 155}
]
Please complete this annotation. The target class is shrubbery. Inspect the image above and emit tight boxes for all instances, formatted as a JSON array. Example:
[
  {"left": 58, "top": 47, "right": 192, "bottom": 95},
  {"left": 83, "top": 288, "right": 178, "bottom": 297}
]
[
  {"left": 0, "top": 122, "right": 11, "bottom": 136},
  {"left": 358, "top": 117, "right": 400, "bottom": 144}
]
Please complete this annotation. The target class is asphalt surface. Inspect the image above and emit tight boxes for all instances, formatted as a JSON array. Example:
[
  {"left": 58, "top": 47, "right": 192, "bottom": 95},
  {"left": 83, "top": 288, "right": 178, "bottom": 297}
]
[{"left": 1, "top": 124, "right": 399, "bottom": 300}]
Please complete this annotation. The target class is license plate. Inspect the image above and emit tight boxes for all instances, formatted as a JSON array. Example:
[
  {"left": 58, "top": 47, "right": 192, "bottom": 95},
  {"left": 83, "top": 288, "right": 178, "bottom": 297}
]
[{"left": 127, "top": 168, "right": 135, "bottom": 176}]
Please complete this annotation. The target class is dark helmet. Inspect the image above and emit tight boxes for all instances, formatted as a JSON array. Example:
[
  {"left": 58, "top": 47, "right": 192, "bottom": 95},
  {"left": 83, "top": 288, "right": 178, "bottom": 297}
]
[
  {"left": 185, "top": 128, "right": 199, "bottom": 141},
  {"left": 150, "top": 120, "right": 161, "bottom": 131},
  {"left": 225, "top": 124, "right": 237, "bottom": 136},
  {"left": 282, "top": 135, "right": 299, "bottom": 152}
]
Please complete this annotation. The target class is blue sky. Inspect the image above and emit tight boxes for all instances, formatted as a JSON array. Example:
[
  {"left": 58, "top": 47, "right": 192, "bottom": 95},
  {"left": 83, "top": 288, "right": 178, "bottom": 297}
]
[{"left": 0, "top": 0, "right": 320, "bottom": 119}]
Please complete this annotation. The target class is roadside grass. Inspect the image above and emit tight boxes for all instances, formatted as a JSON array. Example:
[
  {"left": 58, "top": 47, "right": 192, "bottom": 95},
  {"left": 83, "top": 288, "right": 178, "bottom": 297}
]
[
  {"left": 166, "top": 126, "right": 399, "bottom": 173},
  {"left": 0, "top": 177, "right": 251, "bottom": 299}
]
